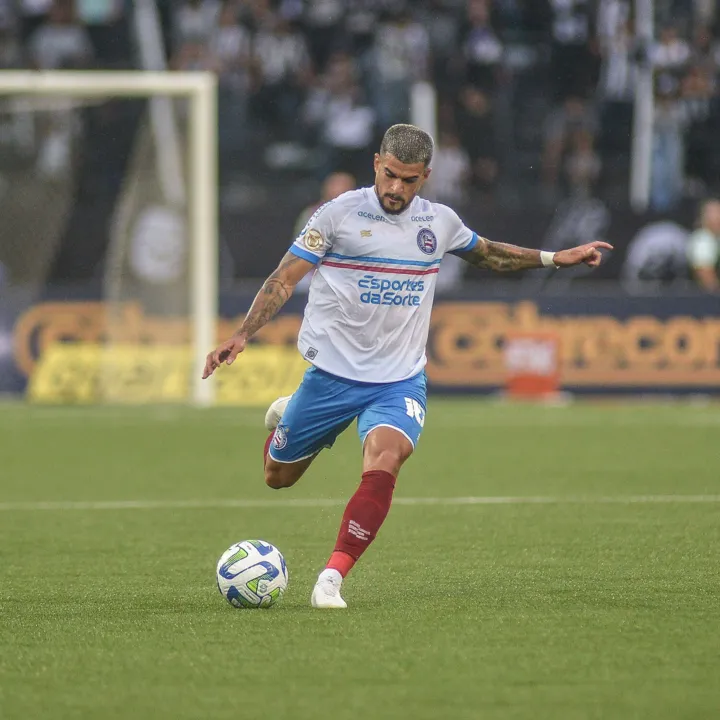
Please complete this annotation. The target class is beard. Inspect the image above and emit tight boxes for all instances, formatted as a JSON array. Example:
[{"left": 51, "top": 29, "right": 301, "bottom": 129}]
[{"left": 375, "top": 185, "right": 408, "bottom": 215}]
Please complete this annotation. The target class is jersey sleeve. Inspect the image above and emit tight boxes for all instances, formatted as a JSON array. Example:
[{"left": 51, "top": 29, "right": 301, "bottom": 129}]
[
  {"left": 443, "top": 208, "right": 479, "bottom": 255},
  {"left": 687, "top": 229, "right": 718, "bottom": 268},
  {"left": 289, "top": 201, "right": 335, "bottom": 264}
]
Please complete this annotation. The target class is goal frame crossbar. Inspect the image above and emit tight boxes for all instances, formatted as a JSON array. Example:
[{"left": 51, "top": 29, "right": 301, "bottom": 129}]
[{"left": 0, "top": 71, "right": 218, "bottom": 406}]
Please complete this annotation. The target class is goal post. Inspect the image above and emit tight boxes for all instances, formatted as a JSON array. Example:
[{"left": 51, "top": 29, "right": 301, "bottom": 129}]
[{"left": 0, "top": 71, "right": 218, "bottom": 406}]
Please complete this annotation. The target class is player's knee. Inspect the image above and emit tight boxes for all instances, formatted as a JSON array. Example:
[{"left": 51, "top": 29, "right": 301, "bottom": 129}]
[
  {"left": 375, "top": 448, "right": 405, "bottom": 471},
  {"left": 264, "top": 462, "right": 301, "bottom": 490},
  {"left": 265, "top": 454, "right": 313, "bottom": 490},
  {"left": 364, "top": 429, "right": 413, "bottom": 473},
  {"left": 264, "top": 467, "right": 288, "bottom": 489},
  {"left": 364, "top": 446, "right": 410, "bottom": 476}
]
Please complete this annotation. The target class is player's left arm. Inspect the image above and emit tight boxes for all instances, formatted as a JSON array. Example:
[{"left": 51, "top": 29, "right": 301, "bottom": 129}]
[{"left": 458, "top": 237, "right": 614, "bottom": 272}]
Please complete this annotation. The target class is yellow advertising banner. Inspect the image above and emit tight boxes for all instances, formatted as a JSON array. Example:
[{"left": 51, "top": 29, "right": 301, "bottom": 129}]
[
  {"left": 28, "top": 344, "right": 309, "bottom": 406},
  {"left": 14, "top": 299, "right": 720, "bottom": 395}
]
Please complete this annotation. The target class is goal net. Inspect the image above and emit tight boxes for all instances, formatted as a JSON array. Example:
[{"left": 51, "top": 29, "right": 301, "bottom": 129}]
[{"left": 0, "top": 72, "right": 217, "bottom": 406}]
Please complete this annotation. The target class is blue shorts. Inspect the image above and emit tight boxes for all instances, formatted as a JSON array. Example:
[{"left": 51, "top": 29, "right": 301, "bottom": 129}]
[{"left": 268, "top": 366, "right": 427, "bottom": 463}]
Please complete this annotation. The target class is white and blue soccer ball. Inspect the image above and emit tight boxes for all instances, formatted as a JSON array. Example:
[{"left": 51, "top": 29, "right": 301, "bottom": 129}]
[{"left": 216, "top": 540, "right": 288, "bottom": 609}]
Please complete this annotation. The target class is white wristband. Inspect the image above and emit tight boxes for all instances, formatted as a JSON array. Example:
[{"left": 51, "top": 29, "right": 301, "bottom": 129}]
[{"left": 540, "top": 251, "right": 557, "bottom": 268}]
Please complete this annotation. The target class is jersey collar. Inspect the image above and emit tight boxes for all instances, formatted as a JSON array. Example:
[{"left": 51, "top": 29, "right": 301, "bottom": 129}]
[{"left": 368, "top": 187, "right": 419, "bottom": 223}]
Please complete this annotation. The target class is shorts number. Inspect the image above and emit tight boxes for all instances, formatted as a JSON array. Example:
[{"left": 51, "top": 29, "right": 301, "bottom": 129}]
[{"left": 404, "top": 398, "right": 425, "bottom": 427}]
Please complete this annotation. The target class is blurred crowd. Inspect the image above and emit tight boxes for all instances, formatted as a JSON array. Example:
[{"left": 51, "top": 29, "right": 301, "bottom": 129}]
[
  {"left": 0, "top": 0, "right": 719, "bottom": 210},
  {"left": 0, "top": 1, "right": 128, "bottom": 69},
  {"left": 157, "top": 0, "right": 720, "bottom": 211},
  {"left": 0, "top": 0, "right": 719, "bottom": 293}
]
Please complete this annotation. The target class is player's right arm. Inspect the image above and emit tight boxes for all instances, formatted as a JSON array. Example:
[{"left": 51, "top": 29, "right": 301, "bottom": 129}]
[
  {"left": 204, "top": 197, "right": 341, "bottom": 378},
  {"left": 202, "top": 252, "right": 314, "bottom": 378}
]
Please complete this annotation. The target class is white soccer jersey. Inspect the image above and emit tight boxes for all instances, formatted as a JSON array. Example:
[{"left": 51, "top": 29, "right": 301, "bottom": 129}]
[{"left": 289, "top": 187, "right": 478, "bottom": 383}]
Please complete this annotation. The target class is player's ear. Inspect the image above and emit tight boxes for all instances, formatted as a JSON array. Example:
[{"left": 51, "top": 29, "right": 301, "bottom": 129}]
[
  {"left": 374, "top": 153, "right": 381, "bottom": 173},
  {"left": 423, "top": 167, "right": 432, "bottom": 182}
]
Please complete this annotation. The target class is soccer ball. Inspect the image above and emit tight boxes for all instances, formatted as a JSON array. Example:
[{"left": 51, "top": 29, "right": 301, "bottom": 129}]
[{"left": 216, "top": 540, "right": 288, "bottom": 609}]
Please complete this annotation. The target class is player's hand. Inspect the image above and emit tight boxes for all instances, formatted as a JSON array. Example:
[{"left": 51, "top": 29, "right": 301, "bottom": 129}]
[
  {"left": 202, "top": 334, "right": 247, "bottom": 379},
  {"left": 553, "top": 241, "right": 613, "bottom": 268}
]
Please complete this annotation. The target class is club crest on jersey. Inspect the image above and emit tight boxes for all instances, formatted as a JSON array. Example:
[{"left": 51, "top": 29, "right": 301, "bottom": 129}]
[
  {"left": 303, "top": 229, "right": 323, "bottom": 251},
  {"left": 272, "top": 424, "right": 288, "bottom": 450},
  {"left": 416, "top": 228, "right": 437, "bottom": 255}
]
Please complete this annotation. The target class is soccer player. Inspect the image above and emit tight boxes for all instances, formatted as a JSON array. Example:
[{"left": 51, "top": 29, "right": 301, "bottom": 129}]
[{"left": 203, "top": 124, "right": 612, "bottom": 609}]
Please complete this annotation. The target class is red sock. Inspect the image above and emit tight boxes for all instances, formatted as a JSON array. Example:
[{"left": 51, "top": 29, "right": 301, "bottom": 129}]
[
  {"left": 263, "top": 431, "right": 274, "bottom": 467},
  {"left": 326, "top": 470, "right": 396, "bottom": 577}
]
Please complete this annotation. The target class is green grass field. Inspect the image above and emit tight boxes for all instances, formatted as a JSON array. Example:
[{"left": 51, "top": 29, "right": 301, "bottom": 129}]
[{"left": 1, "top": 399, "right": 719, "bottom": 720}]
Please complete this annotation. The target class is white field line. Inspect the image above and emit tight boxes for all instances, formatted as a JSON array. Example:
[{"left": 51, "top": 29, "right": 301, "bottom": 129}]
[
  {"left": 1, "top": 495, "right": 720, "bottom": 512},
  {"left": 2, "top": 408, "right": 719, "bottom": 428}
]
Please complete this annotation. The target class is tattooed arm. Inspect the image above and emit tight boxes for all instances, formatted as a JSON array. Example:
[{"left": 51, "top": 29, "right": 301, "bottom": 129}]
[
  {"left": 462, "top": 236, "right": 544, "bottom": 272},
  {"left": 236, "top": 252, "right": 312, "bottom": 338},
  {"left": 459, "top": 237, "right": 614, "bottom": 273},
  {"left": 203, "top": 252, "right": 315, "bottom": 378}
]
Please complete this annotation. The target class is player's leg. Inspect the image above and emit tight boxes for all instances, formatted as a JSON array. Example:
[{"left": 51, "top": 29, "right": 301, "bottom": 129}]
[
  {"left": 262, "top": 397, "right": 316, "bottom": 489},
  {"left": 263, "top": 439, "right": 316, "bottom": 489},
  {"left": 261, "top": 368, "right": 357, "bottom": 490},
  {"left": 361, "top": 425, "right": 414, "bottom": 476},
  {"left": 311, "top": 373, "right": 427, "bottom": 609}
]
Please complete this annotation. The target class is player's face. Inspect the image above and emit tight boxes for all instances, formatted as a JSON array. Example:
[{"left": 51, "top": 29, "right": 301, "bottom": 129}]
[{"left": 373, "top": 153, "right": 430, "bottom": 215}]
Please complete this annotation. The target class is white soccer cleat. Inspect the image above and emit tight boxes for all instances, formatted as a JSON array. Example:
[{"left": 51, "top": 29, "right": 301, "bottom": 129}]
[
  {"left": 311, "top": 569, "right": 347, "bottom": 609},
  {"left": 264, "top": 395, "right": 292, "bottom": 431}
]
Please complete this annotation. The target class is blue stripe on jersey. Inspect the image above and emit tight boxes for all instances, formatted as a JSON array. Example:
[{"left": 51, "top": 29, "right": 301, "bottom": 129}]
[
  {"left": 289, "top": 245, "right": 321, "bottom": 264},
  {"left": 324, "top": 252, "right": 442, "bottom": 267},
  {"left": 451, "top": 232, "right": 479, "bottom": 256}
]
